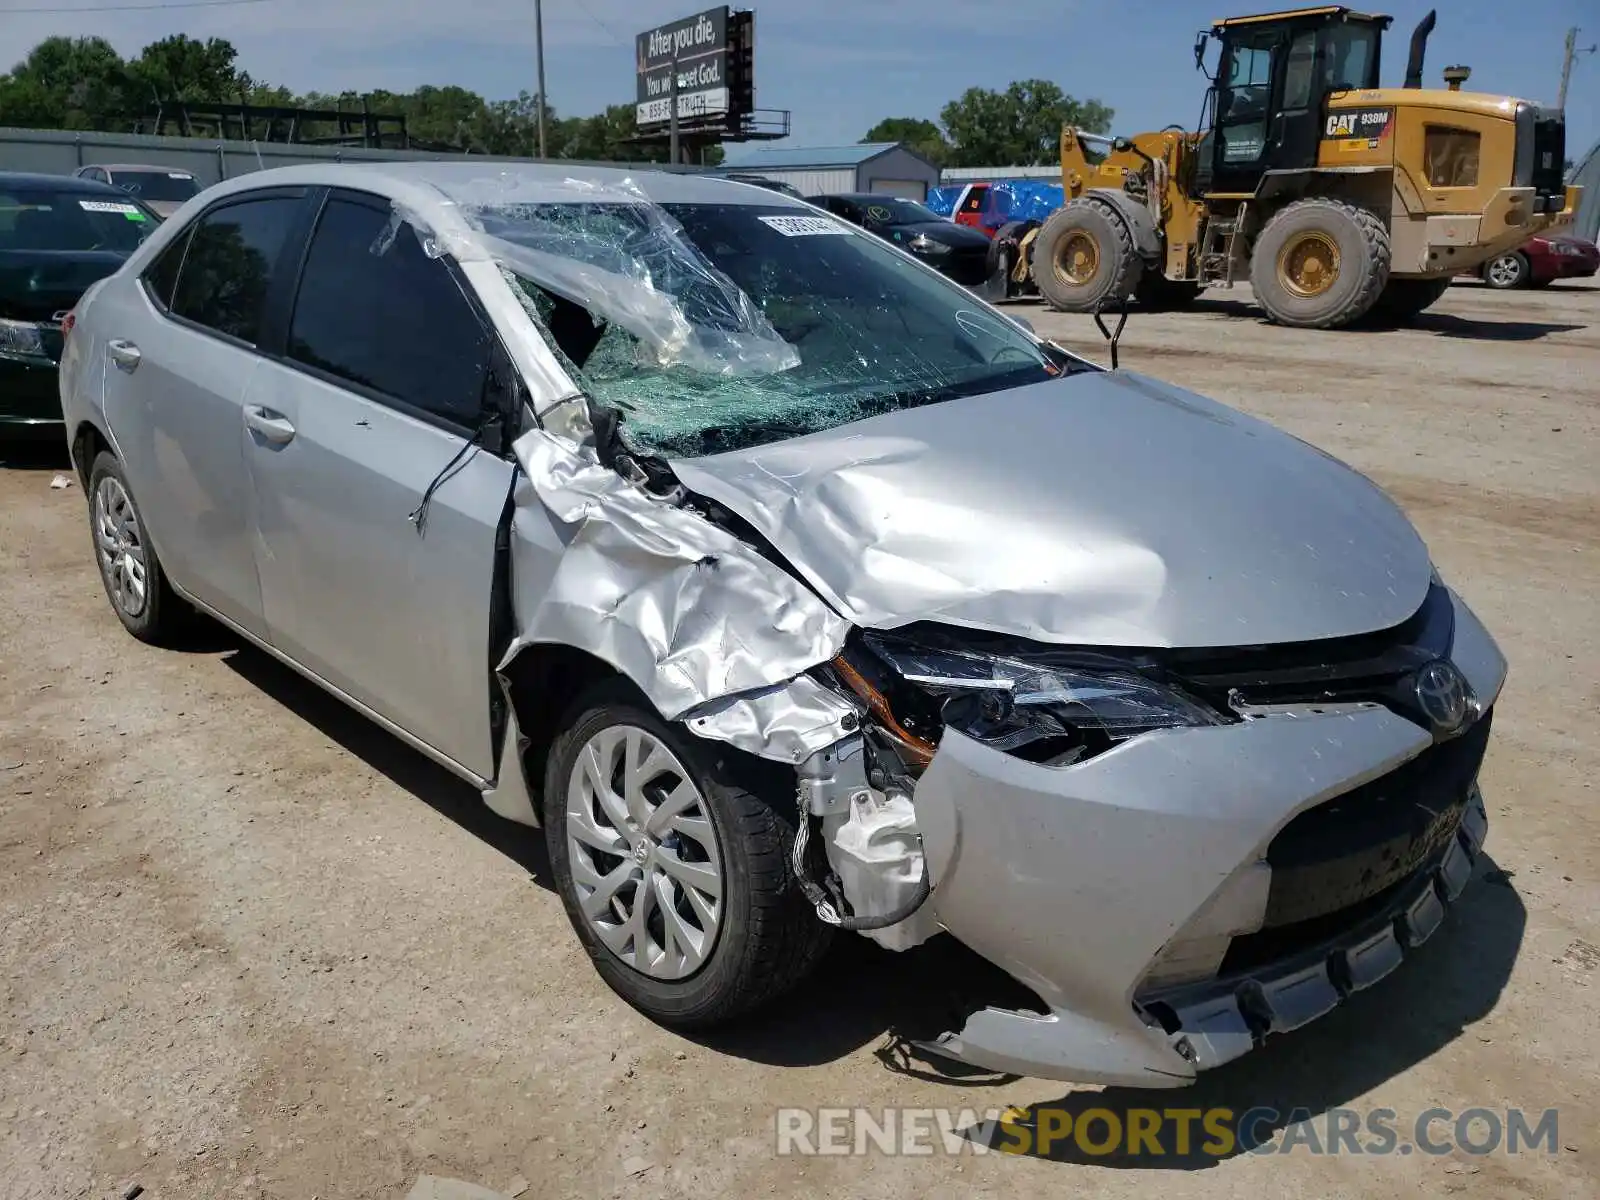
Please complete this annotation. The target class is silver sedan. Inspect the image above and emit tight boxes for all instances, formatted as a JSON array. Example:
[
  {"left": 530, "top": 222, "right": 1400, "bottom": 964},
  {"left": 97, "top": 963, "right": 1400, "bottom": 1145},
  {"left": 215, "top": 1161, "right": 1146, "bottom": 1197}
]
[{"left": 58, "top": 162, "right": 1505, "bottom": 1086}]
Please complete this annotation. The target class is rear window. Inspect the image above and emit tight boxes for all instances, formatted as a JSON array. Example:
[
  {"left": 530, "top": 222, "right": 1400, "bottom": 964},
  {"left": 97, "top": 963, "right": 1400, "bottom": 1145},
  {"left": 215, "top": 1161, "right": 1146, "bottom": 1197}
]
[
  {"left": 109, "top": 170, "right": 201, "bottom": 204},
  {"left": 0, "top": 189, "right": 157, "bottom": 253}
]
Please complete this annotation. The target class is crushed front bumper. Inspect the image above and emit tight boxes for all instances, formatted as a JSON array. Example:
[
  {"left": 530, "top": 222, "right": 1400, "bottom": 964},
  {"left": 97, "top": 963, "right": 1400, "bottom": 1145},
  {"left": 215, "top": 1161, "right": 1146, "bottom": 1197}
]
[{"left": 910, "top": 590, "right": 1506, "bottom": 1087}]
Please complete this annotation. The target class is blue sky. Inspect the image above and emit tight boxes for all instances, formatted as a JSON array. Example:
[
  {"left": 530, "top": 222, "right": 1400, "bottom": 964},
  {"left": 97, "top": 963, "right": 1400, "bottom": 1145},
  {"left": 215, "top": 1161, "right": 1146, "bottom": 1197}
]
[{"left": 2, "top": 0, "right": 1595, "bottom": 162}]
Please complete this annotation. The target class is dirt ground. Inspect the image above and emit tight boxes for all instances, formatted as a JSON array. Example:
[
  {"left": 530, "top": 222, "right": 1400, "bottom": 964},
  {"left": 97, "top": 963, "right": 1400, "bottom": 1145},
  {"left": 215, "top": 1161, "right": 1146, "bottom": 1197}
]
[{"left": 2, "top": 279, "right": 1597, "bottom": 1200}]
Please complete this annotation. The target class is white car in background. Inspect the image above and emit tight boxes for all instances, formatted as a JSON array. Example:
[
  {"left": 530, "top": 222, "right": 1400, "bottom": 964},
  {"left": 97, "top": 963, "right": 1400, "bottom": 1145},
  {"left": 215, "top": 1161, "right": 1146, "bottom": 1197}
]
[{"left": 73, "top": 163, "right": 201, "bottom": 218}]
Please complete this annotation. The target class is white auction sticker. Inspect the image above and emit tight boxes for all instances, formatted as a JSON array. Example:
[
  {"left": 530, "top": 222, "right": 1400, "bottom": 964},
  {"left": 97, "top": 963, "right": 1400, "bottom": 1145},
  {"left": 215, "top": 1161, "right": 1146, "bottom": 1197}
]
[
  {"left": 78, "top": 200, "right": 140, "bottom": 214},
  {"left": 758, "top": 215, "right": 851, "bottom": 237},
  {"left": 168, "top": 172, "right": 192, "bottom": 179}
]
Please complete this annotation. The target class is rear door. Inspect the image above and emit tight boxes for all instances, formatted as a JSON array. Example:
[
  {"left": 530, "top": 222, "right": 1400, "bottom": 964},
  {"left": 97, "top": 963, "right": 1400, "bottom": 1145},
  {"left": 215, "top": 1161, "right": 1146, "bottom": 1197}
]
[
  {"left": 99, "top": 189, "right": 311, "bottom": 636},
  {"left": 242, "top": 189, "right": 514, "bottom": 779}
]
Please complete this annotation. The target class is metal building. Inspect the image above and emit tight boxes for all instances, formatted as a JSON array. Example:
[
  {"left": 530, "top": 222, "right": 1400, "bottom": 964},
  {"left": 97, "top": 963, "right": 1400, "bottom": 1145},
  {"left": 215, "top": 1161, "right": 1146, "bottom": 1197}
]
[
  {"left": 715, "top": 142, "right": 940, "bottom": 199},
  {"left": 1571, "top": 137, "right": 1600, "bottom": 243}
]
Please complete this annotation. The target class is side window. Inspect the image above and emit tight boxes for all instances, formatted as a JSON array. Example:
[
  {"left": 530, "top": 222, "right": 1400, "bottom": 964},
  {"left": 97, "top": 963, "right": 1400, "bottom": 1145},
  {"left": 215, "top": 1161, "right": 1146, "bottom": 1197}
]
[
  {"left": 287, "top": 197, "right": 490, "bottom": 426},
  {"left": 960, "top": 188, "right": 985, "bottom": 214},
  {"left": 142, "top": 226, "right": 193, "bottom": 309},
  {"left": 1219, "top": 37, "right": 1277, "bottom": 163},
  {"left": 170, "top": 197, "right": 300, "bottom": 345},
  {"left": 1282, "top": 30, "right": 1317, "bottom": 110}
]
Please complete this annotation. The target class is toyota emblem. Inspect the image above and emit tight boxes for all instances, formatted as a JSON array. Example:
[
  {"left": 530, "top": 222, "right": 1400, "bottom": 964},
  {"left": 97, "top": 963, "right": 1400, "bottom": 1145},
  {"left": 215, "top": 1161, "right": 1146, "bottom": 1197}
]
[{"left": 1414, "top": 659, "right": 1469, "bottom": 734}]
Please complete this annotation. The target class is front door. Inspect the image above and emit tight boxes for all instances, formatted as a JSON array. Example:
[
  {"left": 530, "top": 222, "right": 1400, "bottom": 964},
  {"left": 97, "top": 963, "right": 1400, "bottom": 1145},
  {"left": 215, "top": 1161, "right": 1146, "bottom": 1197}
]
[
  {"left": 100, "top": 191, "right": 310, "bottom": 637},
  {"left": 242, "top": 190, "right": 513, "bottom": 779},
  {"left": 1210, "top": 28, "right": 1282, "bottom": 195}
]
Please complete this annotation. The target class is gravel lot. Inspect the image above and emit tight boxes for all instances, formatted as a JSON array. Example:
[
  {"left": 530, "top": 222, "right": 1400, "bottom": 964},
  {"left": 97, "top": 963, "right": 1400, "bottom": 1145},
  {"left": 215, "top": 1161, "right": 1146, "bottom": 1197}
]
[{"left": 2, "top": 279, "right": 1597, "bottom": 1200}]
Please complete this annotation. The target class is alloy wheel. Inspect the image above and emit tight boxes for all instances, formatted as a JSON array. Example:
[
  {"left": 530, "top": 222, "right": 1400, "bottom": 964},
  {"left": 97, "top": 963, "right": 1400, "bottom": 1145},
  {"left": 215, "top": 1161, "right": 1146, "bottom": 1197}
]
[
  {"left": 565, "top": 725, "right": 724, "bottom": 981},
  {"left": 1486, "top": 254, "right": 1522, "bottom": 288},
  {"left": 93, "top": 475, "right": 149, "bottom": 620}
]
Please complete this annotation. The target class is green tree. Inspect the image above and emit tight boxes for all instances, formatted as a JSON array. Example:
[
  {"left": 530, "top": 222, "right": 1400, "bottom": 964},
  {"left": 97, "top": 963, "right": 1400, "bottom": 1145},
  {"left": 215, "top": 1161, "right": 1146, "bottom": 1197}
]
[
  {"left": 0, "top": 35, "right": 136, "bottom": 130},
  {"left": 861, "top": 116, "right": 951, "bottom": 166},
  {"left": 129, "top": 34, "right": 246, "bottom": 103},
  {"left": 940, "top": 80, "right": 1112, "bottom": 167}
]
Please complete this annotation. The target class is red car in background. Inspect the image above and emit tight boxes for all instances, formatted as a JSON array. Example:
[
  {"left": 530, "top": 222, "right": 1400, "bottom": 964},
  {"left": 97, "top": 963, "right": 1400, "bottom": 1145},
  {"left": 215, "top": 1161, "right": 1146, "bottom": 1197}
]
[{"left": 1478, "top": 233, "right": 1599, "bottom": 289}]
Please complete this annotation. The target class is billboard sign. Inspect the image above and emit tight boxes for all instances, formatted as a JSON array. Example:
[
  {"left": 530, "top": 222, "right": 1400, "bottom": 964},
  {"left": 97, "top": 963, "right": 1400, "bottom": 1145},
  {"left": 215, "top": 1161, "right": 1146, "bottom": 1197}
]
[{"left": 635, "top": 6, "right": 731, "bottom": 129}]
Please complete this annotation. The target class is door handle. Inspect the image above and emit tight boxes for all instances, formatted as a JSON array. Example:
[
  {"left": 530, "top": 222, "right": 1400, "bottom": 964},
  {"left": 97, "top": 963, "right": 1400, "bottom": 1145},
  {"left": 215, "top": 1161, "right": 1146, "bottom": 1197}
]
[
  {"left": 243, "top": 405, "right": 296, "bottom": 445},
  {"left": 107, "top": 339, "right": 141, "bottom": 372}
]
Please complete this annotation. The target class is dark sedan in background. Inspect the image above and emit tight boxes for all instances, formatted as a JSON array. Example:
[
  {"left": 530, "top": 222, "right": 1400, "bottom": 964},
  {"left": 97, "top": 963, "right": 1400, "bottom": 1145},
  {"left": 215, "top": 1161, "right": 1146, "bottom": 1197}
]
[
  {"left": 809, "top": 193, "right": 993, "bottom": 286},
  {"left": 1, "top": 172, "right": 161, "bottom": 437}
]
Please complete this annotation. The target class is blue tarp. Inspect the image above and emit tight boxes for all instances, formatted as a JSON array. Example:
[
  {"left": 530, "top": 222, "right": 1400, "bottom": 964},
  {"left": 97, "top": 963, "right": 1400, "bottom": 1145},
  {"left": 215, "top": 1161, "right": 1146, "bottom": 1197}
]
[
  {"left": 926, "top": 179, "right": 1066, "bottom": 228},
  {"left": 926, "top": 185, "right": 963, "bottom": 217}
]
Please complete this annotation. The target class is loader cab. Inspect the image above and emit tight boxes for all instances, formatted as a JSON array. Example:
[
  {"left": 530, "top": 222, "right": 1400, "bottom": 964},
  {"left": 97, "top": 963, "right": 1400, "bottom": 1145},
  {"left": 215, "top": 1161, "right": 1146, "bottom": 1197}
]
[{"left": 1194, "top": 7, "right": 1391, "bottom": 197}]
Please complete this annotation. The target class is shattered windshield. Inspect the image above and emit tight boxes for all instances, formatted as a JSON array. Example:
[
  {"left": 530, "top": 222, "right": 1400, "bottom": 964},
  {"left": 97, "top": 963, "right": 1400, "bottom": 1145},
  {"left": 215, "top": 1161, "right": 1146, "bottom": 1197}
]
[{"left": 482, "top": 199, "right": 1078, "bottom": 459}]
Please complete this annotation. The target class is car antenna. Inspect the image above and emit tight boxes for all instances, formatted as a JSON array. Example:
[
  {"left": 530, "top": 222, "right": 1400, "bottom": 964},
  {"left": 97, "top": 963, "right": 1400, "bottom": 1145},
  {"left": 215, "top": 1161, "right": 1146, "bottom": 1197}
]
[{"left": 1093, "top": 295, "right": 1130, "bottom": 371}]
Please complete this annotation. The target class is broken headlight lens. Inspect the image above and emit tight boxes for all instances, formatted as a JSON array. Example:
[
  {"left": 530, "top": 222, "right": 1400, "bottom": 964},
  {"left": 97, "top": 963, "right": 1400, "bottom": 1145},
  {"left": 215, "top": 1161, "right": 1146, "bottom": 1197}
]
[{"left": 863, "top": 631, "right": 1225, "bottom": 765}]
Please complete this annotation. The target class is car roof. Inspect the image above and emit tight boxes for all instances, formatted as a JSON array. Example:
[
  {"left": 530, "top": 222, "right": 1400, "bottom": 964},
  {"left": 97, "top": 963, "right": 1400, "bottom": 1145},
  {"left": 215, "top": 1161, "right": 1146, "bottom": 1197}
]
[
  {"left": 196, "top": 161, "right": 809, "bottom": 215},
  {"left": 0, "top": 170, "right": 143, "bottom": 195}
]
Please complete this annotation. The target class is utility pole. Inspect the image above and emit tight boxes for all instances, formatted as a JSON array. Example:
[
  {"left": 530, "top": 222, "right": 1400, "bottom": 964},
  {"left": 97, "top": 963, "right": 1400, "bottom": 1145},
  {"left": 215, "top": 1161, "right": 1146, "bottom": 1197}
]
[
  {"left": 668, "top": 54, "right": 680, "bottom": 166},
  {"left": 534, "top": 0, "right": 548, "bottom": 158},
  {"left": 1558, "top": 27, "right": 1596, "bottom": 112}
]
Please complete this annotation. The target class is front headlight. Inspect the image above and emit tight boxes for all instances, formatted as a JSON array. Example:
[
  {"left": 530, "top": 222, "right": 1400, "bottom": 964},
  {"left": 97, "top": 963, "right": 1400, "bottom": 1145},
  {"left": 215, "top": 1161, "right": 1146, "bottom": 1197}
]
[
  {"left": 1551, "top": 241, "right": 1581, "bottom": 256},
  {"left": 906, "top": 233, "right": 952, "bottom": 256},
  {"left": 858, "top": 631, "right": 1224, "bottom": 767},
  {"left": 0, "top": 317, "right": 49, "bottom": 361}
]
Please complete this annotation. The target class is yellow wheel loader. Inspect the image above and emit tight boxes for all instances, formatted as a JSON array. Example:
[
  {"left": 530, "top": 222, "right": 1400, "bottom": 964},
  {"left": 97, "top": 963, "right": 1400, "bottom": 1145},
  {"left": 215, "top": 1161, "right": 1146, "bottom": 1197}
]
[{"left": 998, "top": 6, "right": 1583, "bottom": 329}]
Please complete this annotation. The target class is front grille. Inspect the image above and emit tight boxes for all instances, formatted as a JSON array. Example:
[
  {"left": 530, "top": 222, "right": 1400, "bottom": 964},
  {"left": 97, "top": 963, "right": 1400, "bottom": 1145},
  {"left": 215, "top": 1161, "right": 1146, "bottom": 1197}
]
[
  {"left": 1168, "top": 582, "right": 1454, "bottom": 725},
  {"left": 1219, "top": 708, "right": 1492, "bottom": 974}
]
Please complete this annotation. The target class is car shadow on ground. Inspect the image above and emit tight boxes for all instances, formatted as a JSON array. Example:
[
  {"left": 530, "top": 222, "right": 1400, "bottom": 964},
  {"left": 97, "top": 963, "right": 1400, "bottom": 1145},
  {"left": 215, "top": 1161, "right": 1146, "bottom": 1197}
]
[
  {"left": 1400, "top": 313, "right": 1585, "bottom": 340},
  {"left": 208, "top": 634, "right": 1526, "bottom": 1133},
  {"left": 220, "top": 640, "right": 551, "bottom": 884}
]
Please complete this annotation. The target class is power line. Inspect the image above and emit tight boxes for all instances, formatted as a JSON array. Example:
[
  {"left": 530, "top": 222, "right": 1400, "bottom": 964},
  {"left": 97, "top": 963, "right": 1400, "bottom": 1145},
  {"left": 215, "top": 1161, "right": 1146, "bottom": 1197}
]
[
  {"left": 563, "top": 0, "right": 625, "bottom": 47},
  {"left": 0, "top": 0, "right": 270, "bottom": 13}
]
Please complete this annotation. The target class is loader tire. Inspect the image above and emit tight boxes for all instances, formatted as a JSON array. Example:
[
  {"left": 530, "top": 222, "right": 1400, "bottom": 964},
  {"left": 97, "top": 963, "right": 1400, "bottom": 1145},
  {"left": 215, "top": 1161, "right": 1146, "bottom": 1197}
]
[
  {"left": 1369, "top": 276, "right": 1452, "bottom": 322},
  {"left": 1032, "top": 198, "right": 1143, "bottom": 313},
  {"left": 1250, "top": 198, "right": 1390, "bottom": 329}
]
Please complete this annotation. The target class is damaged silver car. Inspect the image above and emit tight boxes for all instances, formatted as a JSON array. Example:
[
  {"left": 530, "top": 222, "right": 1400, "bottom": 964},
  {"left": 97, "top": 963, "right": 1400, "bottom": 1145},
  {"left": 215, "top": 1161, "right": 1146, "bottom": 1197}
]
[{"left": 59, "top": 163, "right": 1505, "bottom": 1087}]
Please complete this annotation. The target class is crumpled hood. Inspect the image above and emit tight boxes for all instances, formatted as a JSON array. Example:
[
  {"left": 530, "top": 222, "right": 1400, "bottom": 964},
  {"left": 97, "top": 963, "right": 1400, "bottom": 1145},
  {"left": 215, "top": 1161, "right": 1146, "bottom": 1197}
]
[{"left": 670, "top": 370, "right": 1432, "bottom": 649}]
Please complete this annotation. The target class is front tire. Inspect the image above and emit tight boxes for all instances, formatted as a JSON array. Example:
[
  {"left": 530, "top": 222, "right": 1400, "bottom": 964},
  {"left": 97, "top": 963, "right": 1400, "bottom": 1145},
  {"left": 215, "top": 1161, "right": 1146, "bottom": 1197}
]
[
  {"left": 544, "top": 682, "right": 830, "bottom": 1028},
  {"left": 1031, "top": 198, "right": 1143, "bottom": 312},
  {"left": 87, "top": 451, "right": 182, "bottom": 644},
  {"left": 1484, "top": 252, "right": 1530, "bottom": 289},
  {"left": 1250, "top": 198, "right": 1391, "bottom": 328}
]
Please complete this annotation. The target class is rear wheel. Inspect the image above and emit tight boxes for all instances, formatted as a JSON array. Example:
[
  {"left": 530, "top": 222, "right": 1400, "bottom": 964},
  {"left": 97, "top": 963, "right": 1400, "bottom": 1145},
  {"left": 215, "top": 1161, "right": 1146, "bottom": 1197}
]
[
  {"left": 1031, "top": 198, "right": 1142, "bottom": 312},
  {"left": 87, "top": 451, "right": 182, "bottom": 644},
  {"left": 544, "top": 682, "right": 830, "bottom": 1028},
  {"left": 1370, "top": 276, "right": 1452, "bottom": 321},
  {"left": 1250, "top": 198, "right": 1390, "bottom": 328},
  {"left": 1483, "top": 252, "right": 1530, "bottom": 289}
]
